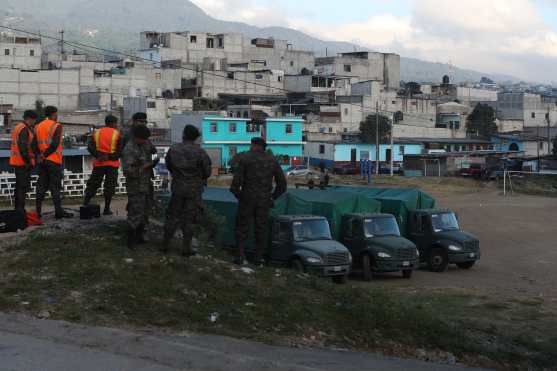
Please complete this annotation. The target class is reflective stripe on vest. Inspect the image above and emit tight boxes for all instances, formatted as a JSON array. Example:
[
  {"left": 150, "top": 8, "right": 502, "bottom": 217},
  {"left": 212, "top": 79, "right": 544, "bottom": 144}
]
[
  {"left": 9, "top": 123, "right": 35, "bottom": 167},
  {"left": 35, "top": 119, "right": 63, "bottom": 165},
  {"left": 93, "top": 127, "right": 121, "bottom": 168}
]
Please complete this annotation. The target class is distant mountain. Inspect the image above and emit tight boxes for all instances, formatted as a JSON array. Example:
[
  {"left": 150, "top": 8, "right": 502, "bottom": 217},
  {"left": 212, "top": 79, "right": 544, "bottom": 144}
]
[{"left": 1, "top": 0, "right": 521, "bottom": 84}]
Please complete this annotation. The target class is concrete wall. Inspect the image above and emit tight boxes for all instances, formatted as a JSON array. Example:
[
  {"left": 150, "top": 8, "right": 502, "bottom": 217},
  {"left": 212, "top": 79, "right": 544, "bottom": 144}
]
[
  {"left": 304, "top": 142, "right": 422, "bottom": 163},
  {"left": 0, "top": 39, "right": 42, "bottom": 70},
  {"left": 0, "top": 69, "right": 79, "bottom": 110},
  {"left": 200, "top": 70, "right": 285, "bottom": 99}
]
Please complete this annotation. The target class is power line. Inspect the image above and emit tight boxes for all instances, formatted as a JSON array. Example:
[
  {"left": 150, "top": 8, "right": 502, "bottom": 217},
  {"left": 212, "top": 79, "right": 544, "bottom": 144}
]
[{"left": 0, "top": 25, "right": 444, "bottom": 123}]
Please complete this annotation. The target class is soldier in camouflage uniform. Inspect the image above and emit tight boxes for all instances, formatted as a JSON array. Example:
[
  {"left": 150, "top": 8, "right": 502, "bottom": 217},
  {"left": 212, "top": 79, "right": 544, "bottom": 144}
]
[
  {"left": 162, "top": 125, "right": 212, "bottom": 256},
  {"left": 230, "top": 137, "right": 287, "bottom": 265},
  {"left": 122, "top": 125, "right": 155, "bottom": 249}
]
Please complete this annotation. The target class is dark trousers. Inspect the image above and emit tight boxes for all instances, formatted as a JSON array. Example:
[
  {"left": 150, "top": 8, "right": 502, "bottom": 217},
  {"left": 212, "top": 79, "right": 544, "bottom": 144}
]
[
  {"left": 36, "top": 161, "right": 63, "bottom": 215},
  {"left": 84, "top": 166, "right": 119, "bottom": 201},
  {"left": 13, "top": 166, "right": 32, "bottom": 212},
  {"left": 235, "top": 199, "right": 271, "bottom": 258},
  {"left": 164, "top": 193, "right": 203, "bottom": 248}
]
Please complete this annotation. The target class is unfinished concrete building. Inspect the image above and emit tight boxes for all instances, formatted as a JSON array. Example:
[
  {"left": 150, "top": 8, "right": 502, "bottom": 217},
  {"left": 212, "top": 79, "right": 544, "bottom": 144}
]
[
  {"left": 315, "top": 52, "right": 400, "bottom": 90},
  {"left": 0, "top": 34, "right": 42, "bottom": 70}
]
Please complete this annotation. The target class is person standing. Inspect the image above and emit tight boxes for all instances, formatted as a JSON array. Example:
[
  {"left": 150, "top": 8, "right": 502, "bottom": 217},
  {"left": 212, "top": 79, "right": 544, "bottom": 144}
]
[
  {"left": 162, "top": 125, "right": 211, "bottom": 257},
  {"left": 83, "top": 115, "right": 122, "bottom": 215},
  {"left": 9, "top": 110, "right": 38, "bottom": 213},
  {"left": 34, "top": 106, "right": 73, "bottom": 219},
  {"left": 230, "top": 137, "right": 287, "bottom": 265},
  {"left": 122, "top": 125, "right": 155, "bottom": 249}
]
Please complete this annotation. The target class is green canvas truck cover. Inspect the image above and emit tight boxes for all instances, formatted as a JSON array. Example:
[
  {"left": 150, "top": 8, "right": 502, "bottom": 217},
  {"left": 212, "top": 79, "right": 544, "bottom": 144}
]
[{"left": 330, "top": 186, "right": 436, "bottom": 210}]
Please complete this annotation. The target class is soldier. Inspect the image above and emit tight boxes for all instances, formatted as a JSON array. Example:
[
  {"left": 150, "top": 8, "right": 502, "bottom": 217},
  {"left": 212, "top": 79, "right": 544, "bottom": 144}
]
[
  {"left": 122, "top": 125, "right": 155, "bottom": 249},
  {"left": 162, "top": 125, "right": 212, "bottom": 256},
  {"left": 230, "top": 137, "right": 287, "bottom": 265},
  {"left": 34, "top": 106, "right": 73, "bottom": 219},
  {"left": 9, "top": 110, "right": 38, "bottom": 213},
  {"left": 83, "top": 115, "right": 123, "bottom": 215}
]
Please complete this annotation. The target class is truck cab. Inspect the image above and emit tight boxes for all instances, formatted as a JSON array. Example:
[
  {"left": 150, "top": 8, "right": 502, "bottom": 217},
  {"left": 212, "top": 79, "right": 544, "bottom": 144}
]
[
  {"left": 340, "top": 214, "right": 419, "bottom": 281},
  {"left": 407, "top": 209, "right": 480, "bottom": 272},
  {"left": 269, "top": 216, "right": 352, "bottom": 284}
]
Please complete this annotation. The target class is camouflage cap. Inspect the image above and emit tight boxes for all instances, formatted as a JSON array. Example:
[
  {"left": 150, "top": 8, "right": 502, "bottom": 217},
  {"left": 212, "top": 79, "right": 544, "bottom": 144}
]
[{"left": 251, "top": 137, "right": 267, "bottom": 148}]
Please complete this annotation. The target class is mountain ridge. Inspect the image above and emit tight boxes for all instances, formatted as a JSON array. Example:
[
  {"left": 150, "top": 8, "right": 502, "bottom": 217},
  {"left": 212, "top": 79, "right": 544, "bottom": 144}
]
[{"left": 1, "top": 0, "right": 521, "bottom": 83}]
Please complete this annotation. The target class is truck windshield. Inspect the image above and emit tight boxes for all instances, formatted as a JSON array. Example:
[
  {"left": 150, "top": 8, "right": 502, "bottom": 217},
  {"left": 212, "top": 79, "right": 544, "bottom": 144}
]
[
  {"left": 364, "top": 217, "right": 401, "bottom": 237},
  {"left": 431, "top": 213, "right": 460, "bottom": 232},
  {"left": 292, "top": 220, "right": 332, "bottom": 242}
]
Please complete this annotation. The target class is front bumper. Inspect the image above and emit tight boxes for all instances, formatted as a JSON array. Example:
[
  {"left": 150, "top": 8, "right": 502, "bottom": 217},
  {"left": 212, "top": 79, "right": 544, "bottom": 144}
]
[
  {"left": 374, "top": 258, "right": 418, "bottom": 273},
  {"left": 449, "top": 251, "right": 481, "bottom": 263},
  {"left": 307, "top": 264, "right": 351, "bottom": 277}
]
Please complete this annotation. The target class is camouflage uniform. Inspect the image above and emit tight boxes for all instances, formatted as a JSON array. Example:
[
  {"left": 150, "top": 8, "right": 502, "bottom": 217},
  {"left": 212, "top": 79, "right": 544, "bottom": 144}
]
[
  {"left": 163, "top": 142, "right": 212, "bottom": 253},
  {"left": 122, "top": 140, "right": 153, "bottom": 229},
  {"left": 230, "top": 150, "right": 287, "bottom": 259}
]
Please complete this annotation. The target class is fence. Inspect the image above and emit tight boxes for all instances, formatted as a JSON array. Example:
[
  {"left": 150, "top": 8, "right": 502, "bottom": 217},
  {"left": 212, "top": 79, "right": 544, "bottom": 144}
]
[{"left": 0, "top": 172, "right": 165, "bottom": 202}]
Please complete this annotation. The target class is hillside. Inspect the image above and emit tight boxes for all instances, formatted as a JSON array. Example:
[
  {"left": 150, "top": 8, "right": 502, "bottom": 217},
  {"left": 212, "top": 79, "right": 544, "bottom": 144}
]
[{"left": 1, "top": 0, "right": 520, "bottom": 83}]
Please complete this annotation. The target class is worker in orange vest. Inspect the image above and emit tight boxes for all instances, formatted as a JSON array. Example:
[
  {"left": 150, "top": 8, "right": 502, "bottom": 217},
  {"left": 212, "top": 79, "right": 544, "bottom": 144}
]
[
  {"left": 34, "top": 106, "right": 73, "bottom": 219},
  {"left": 9, "top": 110, "right": 39, "bottom": 213},
  {"left": 83, "top": 115, "right": 123, "bottom": 215}
]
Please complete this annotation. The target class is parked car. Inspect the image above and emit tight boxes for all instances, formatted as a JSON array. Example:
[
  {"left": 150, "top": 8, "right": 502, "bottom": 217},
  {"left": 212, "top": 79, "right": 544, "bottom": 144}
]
[
  {"left": 286, "top": 166, "right": 313, "bottom": 177},
  {"left": 459, "top": 163, "right": 486, "bottom": 178},
  {"left": 379, "top": 164, "right": 403, "bottom": 175},
  {"left": 333, "top": 163, "right": 360, "bottom": 175}
]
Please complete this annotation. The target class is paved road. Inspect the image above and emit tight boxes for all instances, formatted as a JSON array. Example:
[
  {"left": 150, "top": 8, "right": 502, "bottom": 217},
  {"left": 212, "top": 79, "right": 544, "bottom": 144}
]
[{"left": 0, "top": 313, "right": 487, "bottom": 371}]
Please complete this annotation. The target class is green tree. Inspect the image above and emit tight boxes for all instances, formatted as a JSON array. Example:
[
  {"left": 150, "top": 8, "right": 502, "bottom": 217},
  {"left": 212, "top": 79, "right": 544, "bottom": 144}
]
[
  {"left": 466, "top": 103, "right": 498, "bottom": 138},
  {"left": 359, "top": 114, "right": 391, "bottom": 144}
]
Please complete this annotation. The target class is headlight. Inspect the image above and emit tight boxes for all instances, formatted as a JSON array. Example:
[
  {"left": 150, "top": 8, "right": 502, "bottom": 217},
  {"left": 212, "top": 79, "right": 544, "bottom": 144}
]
[
  {"left": 348, "top": 253, "right": 353, "bottom": 264},
  {"left": 306, "top": 257, "right": 322, "bottom": 264},
  {"left": 448, "top": 245, "right": 462, "bottom": 252},
  {"left": 377, "top": 252, "right": 391, "bottom": 258},
  {"left": 416, "top": 249, "right": 420, "bottom": 257}
]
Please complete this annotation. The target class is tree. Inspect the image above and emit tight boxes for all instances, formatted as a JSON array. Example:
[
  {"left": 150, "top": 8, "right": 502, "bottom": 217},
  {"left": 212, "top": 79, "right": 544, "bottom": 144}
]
[
  {"left": 466, "top": 104, "right": 498, "bottom": 138},
  {"left": 480, "top": 77, "right": 495, "bottom": 85},
  {"left": 359, "top": 114, "right": 391, "bottom": 144}
]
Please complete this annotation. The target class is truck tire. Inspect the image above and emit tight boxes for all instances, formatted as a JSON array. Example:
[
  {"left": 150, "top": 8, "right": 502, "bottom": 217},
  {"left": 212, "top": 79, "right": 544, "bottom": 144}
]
[
  {"left": 457, "top": 261, "right": 476, "bottom": 270},
  {"left": 332, "top": 275, "right": 348, "bottom": 284},
  {"left": 402, "top": 269, "right": 413, "bottom": 279},
  {"left": 428, "top": 248, "right": 449, "bottom": 272},
  {"left": 290, "top": 258, "right": 305, "bottom": 273},
  {"left": 362, "top": 254, "right": 373, "bottom": 282}
]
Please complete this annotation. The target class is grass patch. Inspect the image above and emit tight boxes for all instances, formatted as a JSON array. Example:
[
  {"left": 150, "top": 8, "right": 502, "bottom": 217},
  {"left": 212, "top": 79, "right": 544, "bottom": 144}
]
[{"left": 0, "top": 225, "right": 555, "bottom": 370}]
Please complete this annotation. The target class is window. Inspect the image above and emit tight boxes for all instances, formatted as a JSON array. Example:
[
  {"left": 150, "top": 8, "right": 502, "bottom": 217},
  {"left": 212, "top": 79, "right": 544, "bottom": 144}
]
[
  {"left": 155, "top": 72, "right": 161, "bottom": 80},
  {"left": 274, "top": 222, "right": 291, "bottom": 242},
  {"left": 4, "top": 49, "right": 9, "bottom": 56},
  {"left": 206, "top": 38, "right": 214, "bottom": 48},
  {"left": 399, "top": 146, "right": 405, "bottom": 155},
  {"left": 319, "top": 144, "right": 325, "bottom": 154},
  {"left": 531, "top": 112, "right": 536, "bottom": 119},
  {"left": 218, "top": 37, "right": 224, "bottom": 48},
  {"left": 190, "top": 35, "right": 197, "bottom": 43},
  {"left": 210, "top": 123, "right": 218, "bottom": 133},
  {"left": 277, "top": 75, "right": 282, "bottom": 82},
  {"left": 360, "top": 150, "right": 369, "bottom": 160},
  {"left": 343, "top": 64, "right": 352, "bottom": 72},
  {"left": 285, "top": 124, "right": 293, "bottom": 134},
  {"left": 255, "top": 74, "right": 263, "bottom": 80},
  {"left": 147, "top": 101, "right": 156, "bottom": 109},
  {"left": 319, "top": 127, "right": 325, "bottom": 133},
  {"left": 30, "top": 49, "right": 35, "bottom": 56},
  {"left": 227, "top": 72, "right": 234, "bottom": 80},
  {"left": 540, "top": 142, "right": 544, "bottom": 150},
  {"left": 247, "top": 123, "right": 259, "bottom": 133},
  {"left": 290, "top": 61, "right": 294, "bottom": 67},
  {"left": 229, "top": 123, "right": 237, "bottom": 133},
  {"left": 344, "top": 108, "right": 349, "bottom": 115},
  {"left": 328, "top": 127, "right": 333, "bottom": 133},
  {"left": 476, "top": 145, "right": 482, "bottom": 151},
  {"left": 392, "top": 100, "right": 396, "bottom": 105}
]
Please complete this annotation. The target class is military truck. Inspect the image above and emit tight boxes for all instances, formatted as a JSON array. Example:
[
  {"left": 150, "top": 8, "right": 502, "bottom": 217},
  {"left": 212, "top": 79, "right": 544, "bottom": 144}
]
[
  {"left": 285, "top": 190, "right": 419, "bottom": 280},
  {"left": 199, "top": 188, "right": 352, "bottom": 283},
  {"left": 340, "top": 213, "right": 419, "bottom": 280},
  {"left": 407, "top": 209, "right": 480, "bottom": 272},
  {"left": 270, "top": 215, "right": 352, "bottom": 284}
]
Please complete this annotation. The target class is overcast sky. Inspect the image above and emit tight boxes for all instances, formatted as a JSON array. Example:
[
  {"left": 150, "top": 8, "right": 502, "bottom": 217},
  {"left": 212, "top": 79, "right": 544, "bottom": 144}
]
[{"left": 190, "top": 0, "right": 557, "bottom": 83}]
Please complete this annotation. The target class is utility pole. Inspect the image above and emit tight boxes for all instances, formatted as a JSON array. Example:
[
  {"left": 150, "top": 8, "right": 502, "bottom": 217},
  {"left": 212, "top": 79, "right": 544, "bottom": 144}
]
[
  {"left": 537, "top": 125, "right": 540, "bottom": 173},
  {"left": 390, "top": 112, "right": 396, "bottom": 177},
  {"left": 547, "top": 107, "right": 551, "bottom": 157},
  {"left": 375, "top": 101, "right": 380, "bottom": 175}
]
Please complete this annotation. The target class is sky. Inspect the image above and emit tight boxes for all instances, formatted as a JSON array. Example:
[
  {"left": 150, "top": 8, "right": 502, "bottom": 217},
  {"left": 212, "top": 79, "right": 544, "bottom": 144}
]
[{"left": 190, "top": 0, "right": 557, "bottom": 82}]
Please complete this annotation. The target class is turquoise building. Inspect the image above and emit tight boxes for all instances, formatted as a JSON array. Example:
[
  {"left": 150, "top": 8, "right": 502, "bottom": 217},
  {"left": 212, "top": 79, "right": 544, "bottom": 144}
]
[{"left": 201, "top": 116, "right": 304, "bottom": 168}]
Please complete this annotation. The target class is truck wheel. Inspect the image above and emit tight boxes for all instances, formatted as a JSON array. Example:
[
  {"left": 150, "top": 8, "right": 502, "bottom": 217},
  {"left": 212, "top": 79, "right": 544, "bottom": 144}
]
[
  {"left": 332, "top": 275, "right": 348, "bottom": 284},
  {"left": 402, "top": 270, "right": 413, "bottom": 279},
  {"left": 290, "top": 258, "right": 305, "bottom": 273},
  {"left": 362, "top": 254, "right": 373, "bottom": 282},
  {"left": 428, "top": 248, "right": 449, "bottom": 272},
  {"left": 457, "top": 261, "right": 476, "bottom": 270}
]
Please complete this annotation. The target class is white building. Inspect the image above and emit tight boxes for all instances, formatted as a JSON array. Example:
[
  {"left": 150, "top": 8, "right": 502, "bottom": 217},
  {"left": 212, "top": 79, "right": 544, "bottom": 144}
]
[{"left": 0, "top": 34, "right": 42, "bottom": 70}]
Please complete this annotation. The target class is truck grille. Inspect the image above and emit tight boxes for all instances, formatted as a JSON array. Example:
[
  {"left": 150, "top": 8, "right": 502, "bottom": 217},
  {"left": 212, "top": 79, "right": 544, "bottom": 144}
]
[
  {"left": 463, "top": 241, "right": 479, "bottom": 252},
  {"left": 326, "top": 252, "right": 349, "bottom": 265},
  {"left": 396, "top": 249, "right": 416, "bottom": 260}
]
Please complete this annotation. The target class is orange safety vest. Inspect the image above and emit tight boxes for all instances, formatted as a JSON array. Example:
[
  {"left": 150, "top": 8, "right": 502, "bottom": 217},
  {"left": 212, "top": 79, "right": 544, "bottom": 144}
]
[
  {"left": 35, "top": 119, "right": 63, "bottom": 165},
  {"left": 92, "top": 127, "right": 121, "bottom": 168},
  {"left": 9, "top": 123, "right": 35, "bottom": 167}
]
